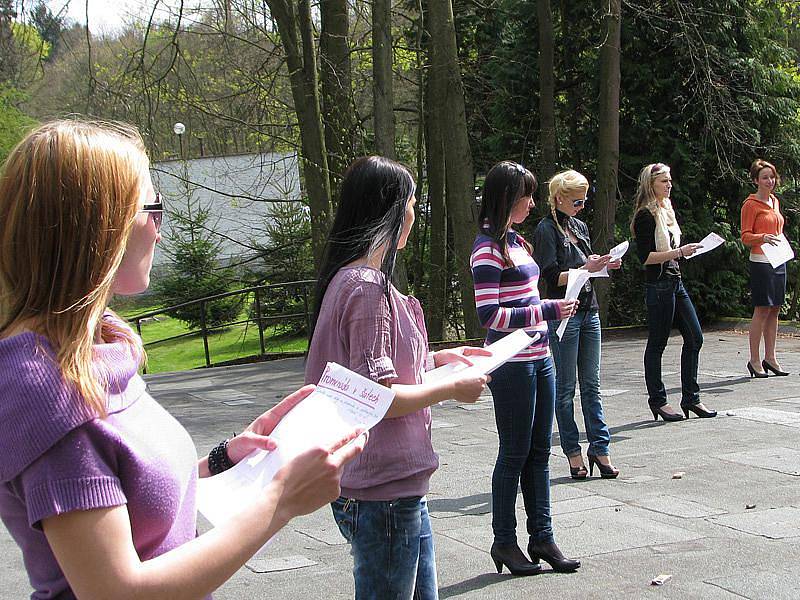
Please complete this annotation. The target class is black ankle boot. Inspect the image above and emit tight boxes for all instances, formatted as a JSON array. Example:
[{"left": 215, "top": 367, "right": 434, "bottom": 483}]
[
  {"left": 527, "top": 540, "right": 581, "bottom": 572},
  {"left": 490, "top": 542, "right": 542, "bottom": 576}
]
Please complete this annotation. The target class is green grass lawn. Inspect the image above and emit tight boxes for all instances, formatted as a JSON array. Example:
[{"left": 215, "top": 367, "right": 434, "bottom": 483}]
[{"left": 110, "top": 296, "right": 307, "bottom": 373}]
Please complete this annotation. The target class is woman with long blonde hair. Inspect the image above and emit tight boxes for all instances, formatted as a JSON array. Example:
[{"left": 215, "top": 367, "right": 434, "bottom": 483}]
[
  {"left": 630, "top": 163, "right": 716, "bottom": 422},
  {"left": 0, "top": 120, "right": 363, "bottom": 599},
  {"left": 533, "top": 170, "right": 620, "bottom": 479}
]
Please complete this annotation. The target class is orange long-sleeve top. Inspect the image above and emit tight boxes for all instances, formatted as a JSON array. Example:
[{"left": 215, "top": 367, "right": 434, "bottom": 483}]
[{"left": 740, "top": 193, "right": 784, "bottom": 255}]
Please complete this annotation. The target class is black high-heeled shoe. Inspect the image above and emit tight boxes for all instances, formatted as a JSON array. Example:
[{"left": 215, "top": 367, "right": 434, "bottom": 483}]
[
  {"left": 681, "top": 402, "right": 717, "bottom": 419},
  {"left": 527, "top": 540, "right": 580, "bottom": 572},
  {"left": 747, "top": 361, "right": 769, "bottom": 378},
  {"left": 567, "top": 456, "right": 588, "bottom": 480},
  {"left": 490, "top": 543, "right": 542, "bottom": 576},
  {"left": 650, "top": 404, "right": 684, "bottom": 422},
  {"left": 587, "top": 454, "right": 620, "bottom": 478},
  {"left": 762, "top": 360, "right": 789, "bottom": 377}
]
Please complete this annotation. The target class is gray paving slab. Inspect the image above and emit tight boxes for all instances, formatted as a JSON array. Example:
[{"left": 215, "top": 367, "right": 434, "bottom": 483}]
[
  {"left": 718, "top": 446, "right": 800, "bottom": 476},
  {"left": 726, "top": 406, "right": 800, "bottom": 427},
  {"left": 190, "top": 388, "right": 257, "bottom": 403},
  {"left": 705, "top": 566, "right": 800, "bottom": 600},
  {"left": 4, "top": 329, "right": 800, "bottom": 599},
  {"left": 632, "top": 494, "right": 728, "bottom": 518},
  {"left": 245, "top": 554, "right": 317, "bottom": 573},
  {"left": 710, "top": 507, "right": 800, "bottom": 539}
]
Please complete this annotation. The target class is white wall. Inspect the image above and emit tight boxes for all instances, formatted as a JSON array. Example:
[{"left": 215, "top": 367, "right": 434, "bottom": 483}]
[{"left": 150, "top": 152, "right": 302, "bottom": 267}]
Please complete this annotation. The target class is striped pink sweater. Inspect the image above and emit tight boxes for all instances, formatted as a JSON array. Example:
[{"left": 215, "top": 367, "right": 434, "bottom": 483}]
[{"left": 470, "top": 229, "right": 561, "bottom": 361}]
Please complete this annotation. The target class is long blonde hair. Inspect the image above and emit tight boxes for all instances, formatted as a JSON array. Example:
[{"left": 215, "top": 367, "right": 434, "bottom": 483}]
[
  {"left": 629, "top": 163, "right": 681, "bottom": 250},
  {"left": 547, "top": 170, "right": 589, "bottom": 236},
  {"left": 0, "top": 120, "right": 148, "bottom": 415}
]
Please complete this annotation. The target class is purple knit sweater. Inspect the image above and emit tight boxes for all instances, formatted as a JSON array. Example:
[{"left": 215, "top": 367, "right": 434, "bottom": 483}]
[
  {"left": 0, "top": 320, "right": 199, "bottom": 599},
  {"left": 305, "top": 266, "right": 438, "bottom": 501}
]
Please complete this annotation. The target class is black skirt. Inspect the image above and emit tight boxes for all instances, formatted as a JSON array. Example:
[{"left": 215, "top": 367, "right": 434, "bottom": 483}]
[{"left": 749, "top": 260, "right": 786, "bottom": 307}]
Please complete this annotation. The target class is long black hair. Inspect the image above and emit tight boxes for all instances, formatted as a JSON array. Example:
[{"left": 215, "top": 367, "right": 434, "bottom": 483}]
[
  {"left": 310, "top": 156, "right": 415, "bottom": 340},
  {"left": 478, "top": 161, "right": 537, "bottom": 265}
]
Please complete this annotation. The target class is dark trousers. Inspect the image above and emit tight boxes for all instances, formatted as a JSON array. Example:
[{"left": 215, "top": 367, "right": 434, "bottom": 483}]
[
  {"left": 488, "top": 357, "right": 555, "bottom": 546},
  {"left": 644, "top": 278, "right": 703, "bottom": 408}
]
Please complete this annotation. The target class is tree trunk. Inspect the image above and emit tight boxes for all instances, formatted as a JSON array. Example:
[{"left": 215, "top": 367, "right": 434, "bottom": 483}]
[
  {"left": 537, "top": 0, "right": 557, "bottom": 186},
  {"left": 425, "top": 42, "right": 448, "bottom": 341},
  {"left": 560, "top": 0, "right": 580, "bottom": 170},
  {"left": 320, "top": 0, "right": 353, "bottom": 202},
  {"left": 372, "top": 0, "right": 395, "bottom": 158},
  {"left": 266, "top": 0, "right": 332, "bottom": 272},
  {"left": 593, "top": 0, "right": 622, "bottom": 321},
  {"left": 427, "top": 0, "right": 480, "bottom": 338}
]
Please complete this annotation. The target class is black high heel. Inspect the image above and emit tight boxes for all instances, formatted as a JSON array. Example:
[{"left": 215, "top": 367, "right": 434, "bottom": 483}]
[
  {"left": 681, "top": 403, "right": 717, "bottom": 419},
  {"left": 490, "top": 543, "right": 542, "bottom": 576},
  {"left": 762, "top": 360, "right": 789, "bottom": 377},
  {"left": 567, "top": 456, "right": 588, "bottom": 480},
  {"left": 650, "top": 405, "right": 684, "bottom": 422},
  {"left": 527, "top": 540, "right": 581, "bottom": 572},
  {"left": 747, "top": 362, "right": 769, "bottom": 378},
  {"left": 587, "top": 454, "right": 620, "bottom": 478}
]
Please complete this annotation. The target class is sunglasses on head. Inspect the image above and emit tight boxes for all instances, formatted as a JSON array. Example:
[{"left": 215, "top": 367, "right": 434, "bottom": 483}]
[{"left": 140, "top": 192, "right": 163, "bottom": 232}]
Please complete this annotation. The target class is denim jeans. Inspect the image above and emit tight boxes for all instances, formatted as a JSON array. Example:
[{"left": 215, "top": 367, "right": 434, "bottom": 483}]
[
  {"left": 644, "top": 278, "right": 703, "bottom": 407},
  {"left": 548, "top": 311, "right": 611, "bottom": 457},
  {"left": 487, "top": 357, "right": 555, "bottom": 546},
  {"left": 331, "top": 496, "right": 437, "bottom": 600}
]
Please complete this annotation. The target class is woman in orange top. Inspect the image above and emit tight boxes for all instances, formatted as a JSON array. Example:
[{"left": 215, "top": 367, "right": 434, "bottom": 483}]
[{"left": 740, "top": 159, "right": 788, "bottom": 378}]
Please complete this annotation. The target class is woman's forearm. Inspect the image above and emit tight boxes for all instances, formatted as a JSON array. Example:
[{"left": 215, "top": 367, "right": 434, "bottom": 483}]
[
  {"left": 644, "top": 248, "right": 680, "bottom": 265},
  {"left": 138, "top": 481, "right": 291, "bottom": 599},
  {"left": 45, "top": 481, "right": 296, "bottom": 600},
  {"left": 387, "top": 380, "right": 455, "bottom": 417}
]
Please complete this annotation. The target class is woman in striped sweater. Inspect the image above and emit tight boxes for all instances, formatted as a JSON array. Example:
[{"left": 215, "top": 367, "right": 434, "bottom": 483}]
[{"left": 471, "top": 161, "right": 578, "bottom": 577}]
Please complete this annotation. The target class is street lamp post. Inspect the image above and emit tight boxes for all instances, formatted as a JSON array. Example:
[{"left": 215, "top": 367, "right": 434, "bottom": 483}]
[{"left": 173, "top": 122, "right": 186, "bottom": 158}]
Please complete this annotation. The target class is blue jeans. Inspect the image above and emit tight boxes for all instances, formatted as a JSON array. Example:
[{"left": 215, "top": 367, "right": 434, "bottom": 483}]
[
  {"left": 548, "top": 311, "right": 611, "bottom": 457},
  {"left": 331, "top": 496, "right": 437, "bottom": 600},
  {"left": 488, "top": 357, "right": 555, "bottom": 546},
  {"left": 644, "top": 278, "right": 703, "bottom": 407}
]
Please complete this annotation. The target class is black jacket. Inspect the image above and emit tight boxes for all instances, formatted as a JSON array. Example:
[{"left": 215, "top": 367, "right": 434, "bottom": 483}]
[{"left": 533, "top": 213, "right": 599, "bottom": 311}]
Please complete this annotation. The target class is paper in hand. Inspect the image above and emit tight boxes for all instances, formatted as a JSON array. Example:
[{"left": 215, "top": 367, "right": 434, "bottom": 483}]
[
  {"left": 424, "top": 329, "right": 540, "bottom": 384},
  {"left": 556, "top": 269, "right": 591, "bottom": 340},
  {"left": 196, "top": 362, "right": 393, "bottom": 528},
  {"left": 760, "top": 233, "right": 794, "bottom": 268},
  {"left": 687, "top": 232, "right": 724, "bottom": 259},
  {"left": 594, "top": 240, "right": 630, "bottom": 277}
]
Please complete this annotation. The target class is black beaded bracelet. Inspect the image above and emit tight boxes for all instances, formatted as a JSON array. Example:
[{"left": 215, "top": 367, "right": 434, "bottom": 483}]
[{"left": 208, "top": 438, "right": 235, "bottom": 475}]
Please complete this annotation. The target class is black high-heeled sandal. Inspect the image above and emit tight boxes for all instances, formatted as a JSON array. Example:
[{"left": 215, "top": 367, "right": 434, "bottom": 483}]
[
  {"left": 587, "top": 454, "right": 620, "bottom": 478},
  {"left": 527, "top": 540, "right": 581, "bottom": 572},
  {"left": 650, "top": 405, "right": 684, "bottom": 422},
  {"left": 762, "top": 360, "right": 789, "bottom": 376},
  {"left": 680, "top": 403, "right": 717, "bottom": 419},
  {"left": 567, "top": 456, "right": 588, "bottom": 480},
  {"left": 490, "top": 543, "right": 542, "bottom": 576},
  {"left": 747, "top": 361, "right": 769, "bottom": 378}
]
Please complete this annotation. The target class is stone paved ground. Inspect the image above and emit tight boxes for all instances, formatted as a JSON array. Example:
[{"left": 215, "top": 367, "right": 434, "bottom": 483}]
[{"left": 3, "top": 328, "right": 800, "bottom": 599}]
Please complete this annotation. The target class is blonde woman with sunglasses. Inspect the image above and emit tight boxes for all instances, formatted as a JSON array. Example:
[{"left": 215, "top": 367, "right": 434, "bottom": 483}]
[
  {"left": 533, "top": 170, "right": 620, "bottom": 480},
  {"left": 0, "top": 120, "right": 363, "bottom": 599}
]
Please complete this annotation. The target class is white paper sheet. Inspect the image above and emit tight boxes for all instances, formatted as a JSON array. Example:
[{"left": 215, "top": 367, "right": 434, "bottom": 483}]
[
  {"left": 687, "top": 232, "right": 724, "bottom": 259},
  {"left": 555, "top": 269, "right": 592, "bottom": 339},
  {"left": 595, "top": 240, "right": 630, "bottom": 277},
  {"left": 423, "top": 329, "right": 540, "bottom": 384},
  {"left": 760, "top": 233, "right": 794, "bottom": 268},
  {"left": 196, "top": 362, "right": 394, "bottom": 528}
]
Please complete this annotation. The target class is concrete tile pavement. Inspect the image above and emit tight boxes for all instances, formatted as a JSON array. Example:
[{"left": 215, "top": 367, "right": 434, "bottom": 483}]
[{"left": 2, "top": 329, "right": 800, "bottom": 599}]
